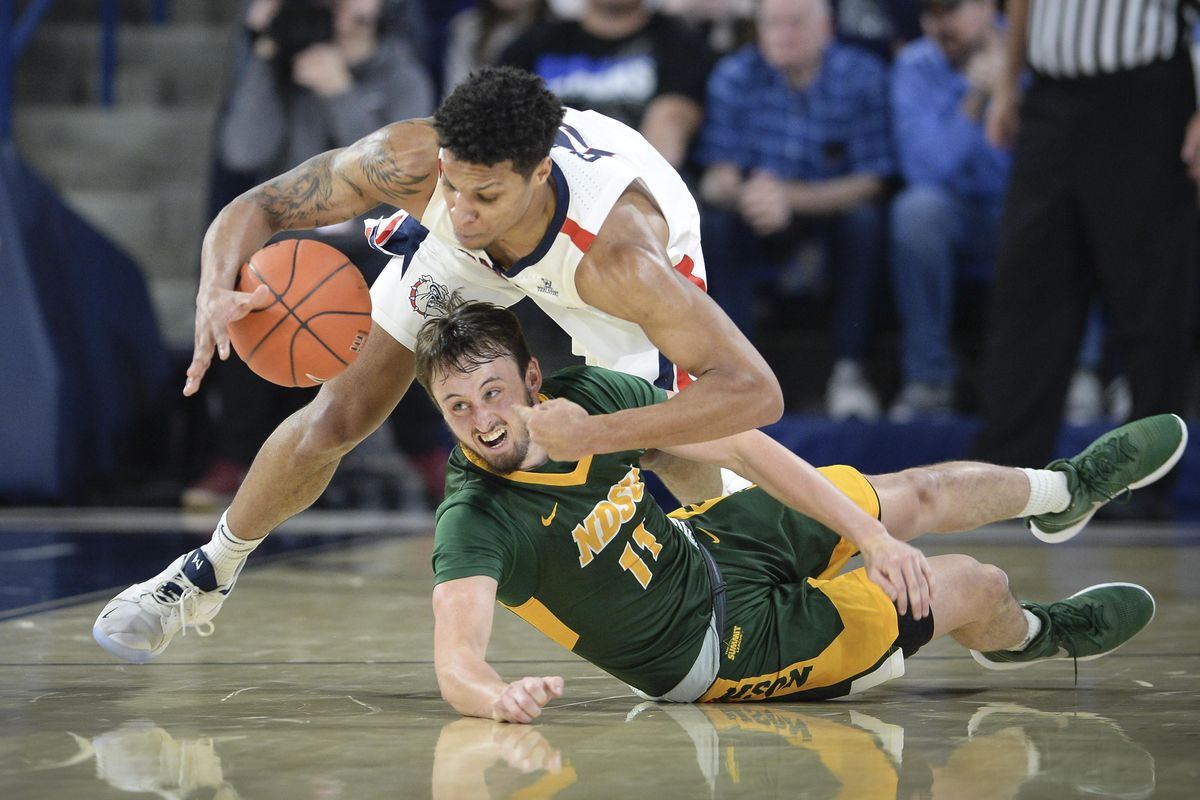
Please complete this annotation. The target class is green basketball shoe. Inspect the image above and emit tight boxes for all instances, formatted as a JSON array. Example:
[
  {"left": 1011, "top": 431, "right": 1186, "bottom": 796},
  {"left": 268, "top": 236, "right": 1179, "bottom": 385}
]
[
  {"left": 971, "top": 582, "right": 1155, "bottom": 670},
  {"left": 1028, "top": 414, "right": 1187, "bottom": 543}
]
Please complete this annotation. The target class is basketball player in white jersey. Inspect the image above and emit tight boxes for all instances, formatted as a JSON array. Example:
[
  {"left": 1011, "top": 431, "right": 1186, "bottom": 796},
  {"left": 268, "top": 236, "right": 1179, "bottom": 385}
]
[{"left": 92, "top": 67, "right": 846, "bottom": 664}]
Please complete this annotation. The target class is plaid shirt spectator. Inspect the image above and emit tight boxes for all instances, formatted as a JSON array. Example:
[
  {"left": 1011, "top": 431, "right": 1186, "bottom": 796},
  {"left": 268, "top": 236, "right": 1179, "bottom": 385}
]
[{"left": 695, "top": 43, "right": 894, "bottom": 181}]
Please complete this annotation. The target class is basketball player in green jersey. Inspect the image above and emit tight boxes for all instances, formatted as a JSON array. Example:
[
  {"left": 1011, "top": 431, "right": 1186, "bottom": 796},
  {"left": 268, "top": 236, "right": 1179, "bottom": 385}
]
[{"left": 418, "top": 299, "right": 1185, "bottom": 723}]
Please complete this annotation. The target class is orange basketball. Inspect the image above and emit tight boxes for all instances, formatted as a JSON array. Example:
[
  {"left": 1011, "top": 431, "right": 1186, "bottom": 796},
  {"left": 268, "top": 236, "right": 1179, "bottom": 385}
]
[{"left": 228, "top": 239, "right": 371, "bottom": 388}]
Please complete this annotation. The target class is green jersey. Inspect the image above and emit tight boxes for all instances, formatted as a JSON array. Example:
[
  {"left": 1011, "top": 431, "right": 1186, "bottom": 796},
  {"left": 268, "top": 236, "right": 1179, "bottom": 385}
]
[{"left": 432, "top": 366, "right": 713, "bottom": 697}]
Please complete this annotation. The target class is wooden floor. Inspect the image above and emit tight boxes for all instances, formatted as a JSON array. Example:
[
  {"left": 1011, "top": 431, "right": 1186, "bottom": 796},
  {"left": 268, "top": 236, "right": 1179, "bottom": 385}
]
[{"left": 1, "top": 513, "right": 1198, "bottom": 799}]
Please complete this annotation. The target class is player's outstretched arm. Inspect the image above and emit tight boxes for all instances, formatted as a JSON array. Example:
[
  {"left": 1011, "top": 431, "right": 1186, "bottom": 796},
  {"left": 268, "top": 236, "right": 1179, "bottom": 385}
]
[
  {"left": 662, "top": 431, "right": 935, "bottom": 620},
  {"left": 539, "top": 190, "right": 782, "bottom": 459},
  {"left": 433, "top": 576, "right": 564, "bottom": 723},
  {"left": 186, "top": 119, "right": 440, "bottom": 395}
]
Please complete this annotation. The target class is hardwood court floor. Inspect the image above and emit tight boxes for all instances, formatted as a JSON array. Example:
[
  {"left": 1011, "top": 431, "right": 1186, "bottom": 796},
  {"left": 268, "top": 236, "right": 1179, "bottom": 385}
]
[{"left": 1, "top": 514, "right": 1198, "bottom": 799}]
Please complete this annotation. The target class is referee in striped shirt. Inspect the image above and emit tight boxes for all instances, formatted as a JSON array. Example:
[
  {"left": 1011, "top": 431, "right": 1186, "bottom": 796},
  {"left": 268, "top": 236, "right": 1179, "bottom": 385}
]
[{"left": 971, "top": 0, "right": 1200, "bottom": 513}]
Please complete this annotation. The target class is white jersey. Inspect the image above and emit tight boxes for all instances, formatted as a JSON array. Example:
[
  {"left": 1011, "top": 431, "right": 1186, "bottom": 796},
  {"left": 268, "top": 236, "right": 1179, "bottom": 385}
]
[{"left": 367, "top": 107, "right": 707, "bottom": 391}]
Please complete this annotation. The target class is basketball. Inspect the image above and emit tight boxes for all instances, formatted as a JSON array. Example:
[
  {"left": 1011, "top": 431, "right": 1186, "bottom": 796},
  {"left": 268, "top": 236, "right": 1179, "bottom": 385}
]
[{"left": 228, "top": 239, "right": 371, "bottom": 388}]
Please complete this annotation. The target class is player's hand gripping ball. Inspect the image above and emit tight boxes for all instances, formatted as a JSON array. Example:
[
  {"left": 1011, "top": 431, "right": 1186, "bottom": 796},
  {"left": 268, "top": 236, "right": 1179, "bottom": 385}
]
[{"left": 227, "top": 239, "right": 371, "bottom": 387}]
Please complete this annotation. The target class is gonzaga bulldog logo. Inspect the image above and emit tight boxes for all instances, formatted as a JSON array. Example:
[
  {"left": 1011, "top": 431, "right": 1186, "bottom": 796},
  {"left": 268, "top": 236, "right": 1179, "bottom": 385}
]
[{"left": 409, "top": 275, "right": 451, "bottom": 318}]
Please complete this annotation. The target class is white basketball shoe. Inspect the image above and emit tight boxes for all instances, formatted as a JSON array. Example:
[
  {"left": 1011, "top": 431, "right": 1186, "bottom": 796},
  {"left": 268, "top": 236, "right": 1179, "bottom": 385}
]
[{"left": 92, "top": 549, "right": 240, "bottom": 663}]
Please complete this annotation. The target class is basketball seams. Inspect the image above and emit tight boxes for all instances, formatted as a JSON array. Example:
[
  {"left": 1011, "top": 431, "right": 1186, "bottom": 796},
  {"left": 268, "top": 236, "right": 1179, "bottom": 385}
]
[
  {"left": 242, "top": 244, "right": 295, "bottom": 356},
  {"left": 244, "top": 238, "right": 301, "bottom": 310},
  {"left": 276, "top": 263, "right": 360, "bottom": 383},
  {"left": 287, "top": 260, "right": 355, "bottom": 315},
  {"left": 286, "top": 310, "right": 372, "bottom": 370},
  {"left": 244, "top": 261, "right": 359, "bottom": 369},
  {"left": 286, "top": 239, "right": 300, "bottom": 296},
  {"left": 243, "top": 263, "right": 283, "bottom": 313},
  {"left": 243, "top": 305, "right": 293, "bottom": 363},
  {"left": 296, "top": 312, "right": 372, "bottom": 379},
  {"left": 229, "top": 240, "right": 370, "bottom": 387},
  {"left": 288, "top": 323, "right": 352, "bottom": 379}
]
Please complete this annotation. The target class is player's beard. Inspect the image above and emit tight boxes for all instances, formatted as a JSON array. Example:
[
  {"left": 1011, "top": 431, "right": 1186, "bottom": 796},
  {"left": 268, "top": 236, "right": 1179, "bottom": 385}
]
[{"left": 463, "top": 387, "right": 535, "bottom": 473}]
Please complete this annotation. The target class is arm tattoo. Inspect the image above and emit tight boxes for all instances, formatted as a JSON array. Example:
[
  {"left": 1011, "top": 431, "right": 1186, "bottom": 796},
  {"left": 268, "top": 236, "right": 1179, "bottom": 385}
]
[
  {"left": 256, "top": 152, "right": 341, "bottom": 229},
  {"left": 359, "top": 130, "right": 431, "bottom": 202},
  {"left": 254, "top": 121, "right": 432, "bottom": 228}
]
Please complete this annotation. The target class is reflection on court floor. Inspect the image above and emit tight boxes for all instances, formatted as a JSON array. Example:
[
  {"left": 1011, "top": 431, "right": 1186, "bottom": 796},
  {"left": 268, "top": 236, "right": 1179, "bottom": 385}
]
[
  {"left": 431, "top": 702, "right": 1155, "bottom": 799},
  {"left": 12, "top": 701, "right": 1159, "bottom": 799},
  {"left": 0, "top": 513, "right": 1196, "bottom": 798}
]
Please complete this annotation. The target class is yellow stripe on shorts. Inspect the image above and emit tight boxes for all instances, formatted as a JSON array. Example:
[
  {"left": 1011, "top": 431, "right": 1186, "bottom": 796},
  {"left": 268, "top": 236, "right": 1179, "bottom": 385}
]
[
  {"left": 699, "top": 569, "right": 898, "bottom": 702},
  {"left": 668, "top": 464, "right": 878, "bottom": 520},
  {"left": 815, "top": 465, "right": 880, "bottom": 579}
]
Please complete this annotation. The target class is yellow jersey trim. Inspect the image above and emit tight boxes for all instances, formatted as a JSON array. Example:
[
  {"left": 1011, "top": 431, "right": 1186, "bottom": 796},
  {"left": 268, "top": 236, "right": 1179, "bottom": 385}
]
[
  {"left": 503, "top": 597, "right": 580, "bottom": 651},
  {"left": 456, "top": 392, "right": 596, "bottom": 485},
  {"left": 458, "top": 445, "right": 596, "bottom": 487},
  {"left": 668, "top": 465, "right": 879, "bottom": 523},
  {"left": 667, "top": 491, "right": 743, "bottom": 520}
]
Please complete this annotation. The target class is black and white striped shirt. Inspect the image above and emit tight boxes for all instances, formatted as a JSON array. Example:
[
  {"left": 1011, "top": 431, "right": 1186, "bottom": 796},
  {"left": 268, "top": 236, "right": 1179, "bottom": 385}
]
[{"left": 1027, "top": 0, "right": 1199, "bottom": 78}]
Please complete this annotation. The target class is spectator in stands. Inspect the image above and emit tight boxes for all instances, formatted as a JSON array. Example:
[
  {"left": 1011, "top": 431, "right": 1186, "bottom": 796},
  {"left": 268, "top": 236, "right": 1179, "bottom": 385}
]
[
  {"left": 498, "top": 0, "right": 716, "bottom": 171},
  {"left": 185, "top": 0, "right": 441, "bottom": 509},
  {"left": 443, "top": 0, "right": 550, "bottom": 96},
  {"left": 888, "top": 0, "right": 1113, "bottom": 423},
  {"left": 695, "top": 0, "right": 894, "bottom": 420},
  {"left": 220, "top": 0, "right": 434, "bottom": 178},
  {"left": 886, "top": 0, "right": 1008, "bottom": 421}
]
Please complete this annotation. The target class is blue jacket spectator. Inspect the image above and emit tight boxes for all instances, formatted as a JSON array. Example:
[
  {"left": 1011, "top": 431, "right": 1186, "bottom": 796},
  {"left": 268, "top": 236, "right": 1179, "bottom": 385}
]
[
  {"left": 891, "top": 38, "right": 1009, "bottom": 198},
  {"left": 886, "top": 0, "right": 1010, "bottom": 421},
  {"left": 696, "top": 0, "right": 894, "bottom": 420}
]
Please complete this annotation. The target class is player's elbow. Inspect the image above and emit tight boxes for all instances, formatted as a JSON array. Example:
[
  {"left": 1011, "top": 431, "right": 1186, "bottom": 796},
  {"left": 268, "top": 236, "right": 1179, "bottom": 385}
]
[
  {"left": 745, "top": 366, "right": 784, "bottom": 426},
  {"left": 435, "top": 670, "right": 464, "bottom": 713},
  {"left": 763, "top": 380, "right": 785, "bottom": 425},
  {"left": 435, "top": 665, "right": 488, "bottom": 720}
]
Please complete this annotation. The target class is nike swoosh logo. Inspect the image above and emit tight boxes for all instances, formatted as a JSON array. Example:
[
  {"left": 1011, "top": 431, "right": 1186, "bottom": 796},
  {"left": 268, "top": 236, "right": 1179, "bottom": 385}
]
[
  {"left": 697, "top": 526, "right": 719, "bottom": 544},
  {"left": 541, "top": 503, "right": 558, "bottom": 527}
]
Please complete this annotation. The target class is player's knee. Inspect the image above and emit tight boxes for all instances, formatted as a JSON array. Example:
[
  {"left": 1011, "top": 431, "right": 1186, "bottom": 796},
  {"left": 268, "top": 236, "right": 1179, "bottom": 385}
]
[
  {"left": 901, "top": 467, "right": 940, "bottom": 512},
  {"left": 972, "top": 561, "right": 1011, "bottom": 606}
]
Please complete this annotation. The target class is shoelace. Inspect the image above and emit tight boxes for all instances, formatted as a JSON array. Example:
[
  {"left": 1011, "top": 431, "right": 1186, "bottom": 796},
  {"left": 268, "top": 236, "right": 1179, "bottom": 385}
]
[
  {"left": 152, "top": 580, "right": 216, "bottom": 638},
  {"left": 1047, "top": 600, "right": 1108, "bottom": 684},
  {"left": 1074, "top": 434, "right": 1138, "bottom": 505}
]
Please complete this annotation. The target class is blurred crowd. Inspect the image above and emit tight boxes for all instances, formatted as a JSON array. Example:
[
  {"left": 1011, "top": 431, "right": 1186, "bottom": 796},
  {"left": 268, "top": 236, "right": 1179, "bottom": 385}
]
[{"left": 184, "top": 0, "right": 1199, "bottom": 514}]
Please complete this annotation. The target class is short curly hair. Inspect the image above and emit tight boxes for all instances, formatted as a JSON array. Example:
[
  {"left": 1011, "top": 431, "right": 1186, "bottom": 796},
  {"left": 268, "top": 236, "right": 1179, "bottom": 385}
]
[{"left": 434, "top": 67, "right": 564, "bottom": 177}]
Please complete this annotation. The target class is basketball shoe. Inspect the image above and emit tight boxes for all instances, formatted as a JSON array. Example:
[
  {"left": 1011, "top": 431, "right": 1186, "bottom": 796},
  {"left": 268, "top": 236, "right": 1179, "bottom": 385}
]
[
  {"left": 1027, "top": 413, "right": 1187, "bottom": 543},
  {"left": 970, "top": 582, "right": 1154, "bottom": 670},
  {"left": 92, "top": 549, "right": 240, "bottom": 664}
]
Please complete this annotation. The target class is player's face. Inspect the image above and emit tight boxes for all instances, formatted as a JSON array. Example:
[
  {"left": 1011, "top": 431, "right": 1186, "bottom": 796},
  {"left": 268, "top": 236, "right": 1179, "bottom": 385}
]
[
  {"left": 433, "top": 355, "right": 542, "bottom": 474},
  {"left": 439, "top": 152, "right": 549, "bottom": 251}
]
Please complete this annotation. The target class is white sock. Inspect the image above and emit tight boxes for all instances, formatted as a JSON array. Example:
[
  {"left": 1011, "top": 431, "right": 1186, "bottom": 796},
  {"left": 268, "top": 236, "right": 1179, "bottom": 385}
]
[
  {"left": 199, "top": 510, "right": 262, "bottom": 585},
  {"left": 1011, "top": 609, "right": 1044, "bottom": 652},
  {"left": 1017, "top": 468, "right": 1070, "bottom": 517}
]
